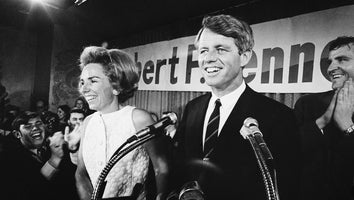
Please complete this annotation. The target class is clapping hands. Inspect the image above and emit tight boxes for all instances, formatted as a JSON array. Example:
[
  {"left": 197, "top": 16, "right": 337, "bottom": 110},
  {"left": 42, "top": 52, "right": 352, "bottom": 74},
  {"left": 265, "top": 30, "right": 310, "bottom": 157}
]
[
  {"left": 64, "top": 123, "right": 82, "bottom": 152},
  {"left": 317, "top": 78, "right": 354, "bottom": 132},
  {"left": 333, "top": 78, "right": 354, "bottom": 131},
  {"left": 47, "top": 131, "right": 65, "bottom": 168}
]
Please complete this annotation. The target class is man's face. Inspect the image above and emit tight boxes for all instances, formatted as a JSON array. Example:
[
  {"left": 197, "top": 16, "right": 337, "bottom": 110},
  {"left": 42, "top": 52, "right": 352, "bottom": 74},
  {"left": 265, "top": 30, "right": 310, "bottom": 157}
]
[
  {"left": 197, "top": 28, "right": 251, "bottom": 95},
  {"left": 18, "top": 116, "right": 46, "bottom": 149},
  {"left": 36, "top": 101, "right": 45, "bottom": 113},
  {"left": 68, "top": 112, "right": 85, "bottom": 130},
  {"left": 327, "top": 44, "right": 354, "bottom": 89},
  {"left": 46, "top": 116, "right": 58, "bottom": 134}
]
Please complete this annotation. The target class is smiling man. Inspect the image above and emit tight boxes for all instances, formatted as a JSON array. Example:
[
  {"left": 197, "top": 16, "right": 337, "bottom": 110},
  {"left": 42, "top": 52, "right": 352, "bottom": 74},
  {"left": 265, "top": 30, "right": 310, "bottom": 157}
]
[
  {"left": 12, "top": 112, "right": 65, "bottom": 178},
  {"left": 173, "top": 14, "right": 301, "bottom": 200},
  {"left": 294, "top": 36, "right": 354, "bottom": 200},
  {"left": 0, "top": 111, "right": 69, "bottom": 200}
]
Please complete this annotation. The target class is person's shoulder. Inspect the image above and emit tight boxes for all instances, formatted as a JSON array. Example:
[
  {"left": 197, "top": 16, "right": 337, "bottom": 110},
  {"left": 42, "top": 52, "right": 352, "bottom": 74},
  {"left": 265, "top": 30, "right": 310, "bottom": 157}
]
[
  {"left": 85, "top": 110, "right": 96, "bottom": 119},
  {"left": 263, "top": 95, "right": 292, "bottom": 113},
  {"left": 186, "top": 93, "right": 211, "bottom": 106},
  {"left": 295, "top": 90, "right": 333, "bottom": 106},
  {"left": 298, "top": 90, "right": 332, "bottom": 101},
  {"left": 0, "top": 135, "right": 21, "bottom": 152},
  {"left": 132, "top": 107, "right": 154, "bottom": 129},
  {"left": 247, "top": 88, "right": 291, "bottom": 112},
  {"left": 83, "top": 113, "right": 95, "bottom": 124},
  {"left": 132, "top": 107, "right": 151, "bottom": 118}
]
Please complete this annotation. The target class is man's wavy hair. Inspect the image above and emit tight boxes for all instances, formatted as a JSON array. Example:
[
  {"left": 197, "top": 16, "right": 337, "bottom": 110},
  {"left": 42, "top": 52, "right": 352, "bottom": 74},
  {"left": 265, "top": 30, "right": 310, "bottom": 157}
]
[
  {"left": 79, "top": 46, "right": 139, "bottom": 104},
  {"left": 195, "top": 14, "right": 254, "bottom": 55},
  {"left": 329, "top": 36, "right": 354, "bottom": 52},
  {"left": 12, "top": 111, "right": 40, "bottom": 132}
]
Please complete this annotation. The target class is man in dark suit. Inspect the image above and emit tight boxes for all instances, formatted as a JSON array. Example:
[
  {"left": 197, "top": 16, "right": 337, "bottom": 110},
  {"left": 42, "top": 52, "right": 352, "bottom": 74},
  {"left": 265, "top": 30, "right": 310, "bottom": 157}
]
[
  {"left": 173, "top": 14, "right": 301, "bottom": 200},
  {"left": 0, "top": 111, "right": 79, "bottom": 200},
  {"left": 294, "top": 36, "right": 354, "bottom": 200}
]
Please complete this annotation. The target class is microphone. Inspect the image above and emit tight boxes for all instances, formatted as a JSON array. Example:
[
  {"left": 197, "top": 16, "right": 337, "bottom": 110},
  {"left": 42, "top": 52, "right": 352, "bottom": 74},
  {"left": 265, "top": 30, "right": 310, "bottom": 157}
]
[
  {"left": 242, "top": 117, "right": 273, "bottom": 160},
  {"left": 131, "top": 112, "right": 178, "bottom": 141}
]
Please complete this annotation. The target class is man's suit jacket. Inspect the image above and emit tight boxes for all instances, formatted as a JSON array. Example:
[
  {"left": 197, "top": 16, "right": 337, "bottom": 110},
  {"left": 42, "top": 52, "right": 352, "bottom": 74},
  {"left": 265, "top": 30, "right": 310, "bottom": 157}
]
[
  {"left": 0, "top": 135, "right": 79, "bottom": 200},
  {"left": 294, "top": 90, "right": 354, "bottom": 200},
  {"left": 174, "top": 85, "right": 301, "bottom": 200}
]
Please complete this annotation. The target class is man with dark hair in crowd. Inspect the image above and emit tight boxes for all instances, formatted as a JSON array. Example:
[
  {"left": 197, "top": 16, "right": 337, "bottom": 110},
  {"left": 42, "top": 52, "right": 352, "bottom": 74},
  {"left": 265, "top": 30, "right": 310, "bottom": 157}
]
[
  {"left": 41, "top": 111, "right": 62, "bottom": 137},
  {"left": 173, "top": 14, "right": 301, "bottom": 200},
  {"left": 0, "top": 111, "right": 79, "bottom": 200},
  {"left": 65, "top": 108, "right": 86, "bottom": 165},
  {"left": 68, "top": 108, "right": 85, "bottom": 132},
  {"left": 294, "top": 36, "right": 354, "bottom": 200}
]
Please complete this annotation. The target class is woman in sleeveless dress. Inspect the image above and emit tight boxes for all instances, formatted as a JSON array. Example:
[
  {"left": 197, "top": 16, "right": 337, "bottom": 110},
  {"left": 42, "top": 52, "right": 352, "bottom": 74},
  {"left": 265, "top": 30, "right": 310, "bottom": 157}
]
[{"left": 74, "top": 46, "right": 170, "bottom": 200}]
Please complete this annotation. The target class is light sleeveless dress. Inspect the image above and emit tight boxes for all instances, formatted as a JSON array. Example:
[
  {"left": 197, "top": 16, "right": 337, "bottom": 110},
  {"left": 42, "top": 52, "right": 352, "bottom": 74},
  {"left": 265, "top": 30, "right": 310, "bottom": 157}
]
[{"left": 82, "top": 106, "right": 150, "bottom": 199}]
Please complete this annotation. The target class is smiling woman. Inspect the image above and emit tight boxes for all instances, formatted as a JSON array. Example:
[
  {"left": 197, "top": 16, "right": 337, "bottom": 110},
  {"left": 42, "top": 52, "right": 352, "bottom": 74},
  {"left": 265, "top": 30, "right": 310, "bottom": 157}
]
[{"left": 75, "top": 46, "right": 171, "bottom": 200}]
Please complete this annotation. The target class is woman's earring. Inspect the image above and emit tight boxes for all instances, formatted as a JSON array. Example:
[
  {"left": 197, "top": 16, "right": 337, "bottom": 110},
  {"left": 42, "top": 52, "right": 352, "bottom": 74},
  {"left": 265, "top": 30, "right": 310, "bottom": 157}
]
[{"left": 113, "top": 90, "right": 119, "bottom": 95}]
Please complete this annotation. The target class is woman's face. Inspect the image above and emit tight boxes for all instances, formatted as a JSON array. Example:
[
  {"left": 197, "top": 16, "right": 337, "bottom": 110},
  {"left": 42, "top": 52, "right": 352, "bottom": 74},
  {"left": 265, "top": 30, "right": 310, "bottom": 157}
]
[
  {"left": 79, "top": 63, "right": 118, "bottom": 113},
  {"left": 57, "top": 108, "right": 65, "bottom": 120},
  {"left": 75, "top": 100, "right": 84, "bottom": 109}
]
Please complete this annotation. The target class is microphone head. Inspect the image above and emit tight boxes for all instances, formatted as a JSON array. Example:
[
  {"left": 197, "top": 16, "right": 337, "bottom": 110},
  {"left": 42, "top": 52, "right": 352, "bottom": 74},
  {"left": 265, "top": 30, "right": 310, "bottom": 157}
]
[
  {"left": 164, "top": 112, "right": 178, "bottom": 124},
  {"left": 244, "top": 117, "right": 258, "bottom": 128}
]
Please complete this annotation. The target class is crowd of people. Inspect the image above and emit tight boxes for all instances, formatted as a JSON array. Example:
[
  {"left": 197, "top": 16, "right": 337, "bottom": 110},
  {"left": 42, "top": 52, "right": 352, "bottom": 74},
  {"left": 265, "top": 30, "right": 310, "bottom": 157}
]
[
  {"left": 0, "top": 13, "right": 354, "bottom": 200},
  {"left": 0, "top": 94, "right": 92, "bottom": 200}
]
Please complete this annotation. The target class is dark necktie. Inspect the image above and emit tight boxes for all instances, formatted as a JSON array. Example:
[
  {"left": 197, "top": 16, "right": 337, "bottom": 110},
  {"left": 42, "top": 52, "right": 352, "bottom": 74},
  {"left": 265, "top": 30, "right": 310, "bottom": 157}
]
[
  {"left": 33, "top": 148, "right": 44, "bottom": 163},
  {"left": 204, "top": 99, "right": 221, "bottom": 158}
]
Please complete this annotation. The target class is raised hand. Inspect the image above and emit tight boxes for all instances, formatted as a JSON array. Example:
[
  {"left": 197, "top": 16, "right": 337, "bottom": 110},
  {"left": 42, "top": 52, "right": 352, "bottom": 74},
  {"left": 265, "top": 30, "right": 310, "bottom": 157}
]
[
  {"left": 64, "top": 123, "right": 82, "bottom": 152},
  {"left": 316, "top": 89, "right": 339, "bottom": 130},
  {"left": 333, "top": 78, "right": 354, "bottom": 131},
  {"left": 47, "top": 131, "right": 65, "bottom": 168}
]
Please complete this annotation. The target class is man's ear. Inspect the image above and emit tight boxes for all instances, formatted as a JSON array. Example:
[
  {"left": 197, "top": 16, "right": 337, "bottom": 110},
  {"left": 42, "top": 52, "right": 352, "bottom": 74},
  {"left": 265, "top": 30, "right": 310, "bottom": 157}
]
[
  {"left": 240, "top": 50, "right": 252, "bottom": 67},
  {"left": 13, "top": 130, "right": 22, "bottom": 139}
]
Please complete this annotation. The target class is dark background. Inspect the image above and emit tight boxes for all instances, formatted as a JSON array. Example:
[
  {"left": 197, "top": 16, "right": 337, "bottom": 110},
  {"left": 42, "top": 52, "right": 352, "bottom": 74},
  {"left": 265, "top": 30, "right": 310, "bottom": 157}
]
[
  {"left": 2, "top": 0, "right": 354, "bottom": 46},
  {"left": 0, "top": 0, "right": 353, "bottom": 111}
]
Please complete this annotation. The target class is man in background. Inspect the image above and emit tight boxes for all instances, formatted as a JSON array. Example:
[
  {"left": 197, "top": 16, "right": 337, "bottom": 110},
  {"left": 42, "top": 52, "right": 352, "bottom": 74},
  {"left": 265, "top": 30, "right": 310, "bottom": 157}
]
[
  {"left": 68, "top": 108, "right": 85, "bottom": 132},
  {"left": 0, "top": 111, "right": 79, "bottom": 200},
  {"left": 65, "top": 108, "right": 86, "bottom": 165},
  {"left": 294, "top": 36, "right": 354, "bottom": 200}
]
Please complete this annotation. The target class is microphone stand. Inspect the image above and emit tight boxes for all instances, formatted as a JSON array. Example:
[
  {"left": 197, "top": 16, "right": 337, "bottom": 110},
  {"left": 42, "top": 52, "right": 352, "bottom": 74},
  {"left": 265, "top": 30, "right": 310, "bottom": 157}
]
[
  {"left": 247, "top": 135, "right": 279, "bottom": 200},
  {"left": 91, "top": 112, "right": 177, "bottom": 200},
  {"left": 91, "top": 132, "right": 160, "bottom": 200}
]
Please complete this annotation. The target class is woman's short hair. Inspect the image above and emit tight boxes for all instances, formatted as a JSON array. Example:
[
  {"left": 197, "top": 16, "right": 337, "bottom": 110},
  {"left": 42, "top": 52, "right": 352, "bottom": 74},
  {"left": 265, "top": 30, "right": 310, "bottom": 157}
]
[
  {"left": 195, "top": 14, "right": 254, "bottom": 55},
  {"left": 79, "top": 46, "right": 139, "bottom": 103}
]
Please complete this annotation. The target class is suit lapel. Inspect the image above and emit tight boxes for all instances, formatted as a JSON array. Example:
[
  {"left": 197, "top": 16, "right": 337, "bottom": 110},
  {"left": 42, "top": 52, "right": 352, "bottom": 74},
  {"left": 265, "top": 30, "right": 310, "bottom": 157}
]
[
  {"left": 190, "top": 87, "right": 255, "bottom": 158},
  {"left": 216, "top": 86, "right": 255, "bottom": 149},
  {"left": 191, "top": 94, "right": 211, "bottom": 157}
]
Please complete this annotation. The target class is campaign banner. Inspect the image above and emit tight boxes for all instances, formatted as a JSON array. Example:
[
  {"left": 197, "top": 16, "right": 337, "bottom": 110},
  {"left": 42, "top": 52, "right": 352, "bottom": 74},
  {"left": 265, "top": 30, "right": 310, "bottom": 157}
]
[{"left": 124, "top": 5, "right": 354, "bottom": 93}]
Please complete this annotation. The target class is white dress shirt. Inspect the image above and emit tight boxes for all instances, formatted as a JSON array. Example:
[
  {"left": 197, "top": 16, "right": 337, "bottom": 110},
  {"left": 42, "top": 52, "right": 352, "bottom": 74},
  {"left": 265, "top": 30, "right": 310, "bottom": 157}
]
[{"left": 202, "top": 81, "right": 246, "bottom": 150}]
